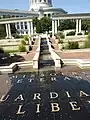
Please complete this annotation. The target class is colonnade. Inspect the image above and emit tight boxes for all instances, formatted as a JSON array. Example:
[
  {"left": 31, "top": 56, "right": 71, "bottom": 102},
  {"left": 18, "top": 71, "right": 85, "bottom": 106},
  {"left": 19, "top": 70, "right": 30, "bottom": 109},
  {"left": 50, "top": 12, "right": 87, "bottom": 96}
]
[
  {"left": 52, "top": 19, "right": 82, "bottom": 35},
  {"left": 5, "top": 24, "right": 12, "bottom": 38},
  {"left": 5, "top": 20, "right": 34, "bottom": 38}
]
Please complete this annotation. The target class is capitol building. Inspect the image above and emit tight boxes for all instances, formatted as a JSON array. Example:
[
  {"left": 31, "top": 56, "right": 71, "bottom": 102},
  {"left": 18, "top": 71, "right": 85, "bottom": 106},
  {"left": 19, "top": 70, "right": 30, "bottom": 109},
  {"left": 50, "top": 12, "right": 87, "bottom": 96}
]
[
  {"left": 0, "top": 0, "right": 90, "bottom": 37},
  {"left": 0, "top": 0, "right": 67, "bottom": 36}
]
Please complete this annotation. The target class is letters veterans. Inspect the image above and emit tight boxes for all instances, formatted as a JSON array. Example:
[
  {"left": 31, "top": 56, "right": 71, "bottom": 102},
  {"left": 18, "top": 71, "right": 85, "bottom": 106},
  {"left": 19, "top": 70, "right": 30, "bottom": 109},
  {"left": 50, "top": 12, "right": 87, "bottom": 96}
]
[{"left": 0, "top": 90, "right": 90, "bottom": 115}]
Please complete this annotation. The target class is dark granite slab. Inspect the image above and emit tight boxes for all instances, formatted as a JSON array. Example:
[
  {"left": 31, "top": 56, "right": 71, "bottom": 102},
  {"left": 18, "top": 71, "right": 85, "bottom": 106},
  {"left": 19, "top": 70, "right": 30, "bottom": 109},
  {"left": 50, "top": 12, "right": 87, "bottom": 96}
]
[{"left": 0, "top": 70, "right": 90, "bottom": 120}]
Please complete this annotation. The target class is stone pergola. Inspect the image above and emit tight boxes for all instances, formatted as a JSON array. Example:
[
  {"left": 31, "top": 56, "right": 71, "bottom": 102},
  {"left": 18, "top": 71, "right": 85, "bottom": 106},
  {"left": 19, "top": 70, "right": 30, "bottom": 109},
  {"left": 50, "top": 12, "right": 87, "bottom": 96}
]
[
  {"left": 52, "top": 13, "right": 90, "bottom": 35},
  {"left": 0, "top": 16, "right": 38, "bottom": 38}
]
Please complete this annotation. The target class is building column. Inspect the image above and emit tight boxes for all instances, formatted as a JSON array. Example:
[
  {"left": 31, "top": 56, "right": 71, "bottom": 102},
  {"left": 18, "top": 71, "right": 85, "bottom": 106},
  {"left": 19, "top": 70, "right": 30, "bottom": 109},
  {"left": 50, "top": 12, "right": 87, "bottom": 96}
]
[
  {"left": 30, "top": 20, "right": 33, "bottom": 35},
  {"left": 34, "top": 26, "right": 36, "bottom": 34},
  {"left": 76, "top": 19, "right": 79, "bottom": 35},
  {"left": 27, "top": 21, "right": 31, "bottom": 37},
  {"left": 52, "top": 20, "right": 55, "bottom": 36},
  {"left": 23, "top": 22, "right": 26, "bottom": 35},
  {"left": 19, "top": 22, "right": 21, "bottom": 35},
  {"left": 55, "top": 20, "right": 58, "bottom": 34},
  {"left": 8, "top": 24, "right": 12, "bottom": 38},
  {"left": 5, "top": 24, "right": 9, "bottom": 38},
  {"left": 5, "top": 24, "right": 12, "bottom": 38},
  {"left": 79, "top": 19, "right": 81, "bottom": 33}
]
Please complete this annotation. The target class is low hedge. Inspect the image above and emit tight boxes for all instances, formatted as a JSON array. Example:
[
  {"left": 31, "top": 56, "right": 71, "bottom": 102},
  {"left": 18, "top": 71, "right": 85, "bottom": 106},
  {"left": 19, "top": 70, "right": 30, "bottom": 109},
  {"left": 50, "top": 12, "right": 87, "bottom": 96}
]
[
  {"left": 21, "top": 40, "right": 26, "bottom": 45},
  {"left": 66, "top": 31, "right": 75, "bottom": 36},
  {"left": 68, "top": 41, "right": 79, "bottom": 49},
  {"left": 19, "top": 44, "right": 26, "bottom": 52},
  {"left": 77, "top": 33, "right": 82, "bottom": 35}
]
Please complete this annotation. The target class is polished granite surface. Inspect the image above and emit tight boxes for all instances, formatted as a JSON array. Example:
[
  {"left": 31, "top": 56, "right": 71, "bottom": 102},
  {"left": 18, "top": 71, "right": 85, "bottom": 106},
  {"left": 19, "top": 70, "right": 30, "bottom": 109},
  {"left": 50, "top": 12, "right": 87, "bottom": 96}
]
[{"left": 0, "top": 70, "right": 90, "bottom": 120}]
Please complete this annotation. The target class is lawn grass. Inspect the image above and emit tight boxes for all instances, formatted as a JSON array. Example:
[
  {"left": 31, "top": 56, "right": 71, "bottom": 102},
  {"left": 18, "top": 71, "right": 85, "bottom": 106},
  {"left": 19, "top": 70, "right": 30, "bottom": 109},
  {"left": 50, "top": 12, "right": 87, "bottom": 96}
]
[{"left": 5, "top": 49, "right": 19, "bottom": 53}]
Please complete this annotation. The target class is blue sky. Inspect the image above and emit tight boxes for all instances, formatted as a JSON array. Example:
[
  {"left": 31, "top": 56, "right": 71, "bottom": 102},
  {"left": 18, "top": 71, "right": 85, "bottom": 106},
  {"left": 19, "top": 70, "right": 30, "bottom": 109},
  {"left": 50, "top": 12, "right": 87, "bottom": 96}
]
[{"left": 0, "top": 0, "right": 90, "bottom": 13}]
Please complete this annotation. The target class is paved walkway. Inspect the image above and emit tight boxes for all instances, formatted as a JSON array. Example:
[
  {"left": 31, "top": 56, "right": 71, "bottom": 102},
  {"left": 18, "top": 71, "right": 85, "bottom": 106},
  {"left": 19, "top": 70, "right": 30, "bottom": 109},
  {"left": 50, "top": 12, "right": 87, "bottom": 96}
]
[
  {"left": 58, "top": 51, "right": 90, "bottom": 59},
  {"left": 22, "top": 39, "right": 39, "bottom": 61},
  {"left": 50, "top": 38, "right": 60, "bottom": 51},
  {"left": 51, "top": 38, "right": 90, "bottom": 59}
]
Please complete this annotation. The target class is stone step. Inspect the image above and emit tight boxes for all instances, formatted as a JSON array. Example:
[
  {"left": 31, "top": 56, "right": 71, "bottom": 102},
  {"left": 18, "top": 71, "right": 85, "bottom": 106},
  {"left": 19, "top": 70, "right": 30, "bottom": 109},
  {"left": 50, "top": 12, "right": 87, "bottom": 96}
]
[
  {"left": 40, "top": 46, "right": 49, "bottom": 49},
  {"left": 39, "top": 60, "right": 55, "bottom": 67},
  {"left": 40, "top": 52, "right": 50, "bottom": 55},
  {"left": 40, "top": 55, "right": 52, "bottom": 60}
]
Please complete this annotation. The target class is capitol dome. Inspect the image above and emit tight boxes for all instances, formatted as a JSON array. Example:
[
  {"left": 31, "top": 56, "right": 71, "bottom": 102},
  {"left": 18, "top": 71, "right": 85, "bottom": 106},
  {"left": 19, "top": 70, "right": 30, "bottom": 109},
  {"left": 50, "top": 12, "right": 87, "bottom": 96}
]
[{"left": 29, "top": 0, "right": 52, "bottom": 11}]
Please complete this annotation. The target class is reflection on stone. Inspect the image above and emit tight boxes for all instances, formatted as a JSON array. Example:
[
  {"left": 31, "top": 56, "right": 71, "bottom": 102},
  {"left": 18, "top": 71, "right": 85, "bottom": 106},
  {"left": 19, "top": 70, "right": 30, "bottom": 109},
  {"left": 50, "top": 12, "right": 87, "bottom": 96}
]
[{"left": 0, "top": 71, "right": 90, "bottom": 120}]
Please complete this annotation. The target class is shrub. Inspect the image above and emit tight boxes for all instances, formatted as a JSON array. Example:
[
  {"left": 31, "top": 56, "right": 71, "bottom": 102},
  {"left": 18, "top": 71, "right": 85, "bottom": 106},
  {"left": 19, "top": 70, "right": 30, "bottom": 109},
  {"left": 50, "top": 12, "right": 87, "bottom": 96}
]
[
  {"left": 21, "top": 40, "right": 26, "bottom": 45},
  {"left": 24, "top": 35, "right": 29, "bottom": 41},
  {"left": 85, "top": 32, "right": 89, "bottom": 35},
  {"left": 66, "top": 31, "right": 75, "bottom": 36},
  {"left": 84, "top": 33, "right": 90, "bottom": 48},
  {"left": 12, "top": 33, "right": 24, "bottom": 38},
  {"left": 12, "top": 33, "right": 19, "bottom": 38},
  {"left": 19, "top": 44, "right": 26, "bottom": 52},
  {"left": 58, "top": 32, "right": 65, "bottom": 39},
  {"left": 68, "top": 41, "right": 79, "bottom": 49},
  {"left": 58, "top": 39, "right": 63, "bottom": 44},
  {"left": 77, "top": 33, "right": 82, "bottom": 35},
  {"left": 55, "top": 32, "right": 65, "bottom": 39}
]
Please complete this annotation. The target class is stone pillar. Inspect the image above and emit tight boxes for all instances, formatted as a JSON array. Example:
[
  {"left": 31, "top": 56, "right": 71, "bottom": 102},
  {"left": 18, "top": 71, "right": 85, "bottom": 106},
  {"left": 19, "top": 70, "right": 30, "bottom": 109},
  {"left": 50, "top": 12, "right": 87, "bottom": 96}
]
[
  {"left": 76, "top": 19, "right": 79, "bottom": 35},
  {"left": 34, "top": 26, "right": 36, "bottom": 34},
  {"left": 27, "top": 21, "right": 31, "bottom": 37},
  {"left": 5, "top": 24, "right": 9, "bottom": 38},
  {"left": 42, "top": 0, "right": 44, "bottom": 2},
  {"left": 23, "top": 22, "right": 26, "bottom": 35},
  {"left": 8, "top": 24, "right": 12, "bottom": 38},
  {"left": 79, "top": 19, "right": 81, "bottom": 33},
  {"left": 19, "top": 22, "right": 21, "bottom": 35},
  {"left": 52, "top": 20, "right": 55, "bottom": 36},
  {"left": 30, "top": 20, "right": 33, "bottom": 35},
  {"left": 55, "top": 20, "right": 58, "bottom": 34}
]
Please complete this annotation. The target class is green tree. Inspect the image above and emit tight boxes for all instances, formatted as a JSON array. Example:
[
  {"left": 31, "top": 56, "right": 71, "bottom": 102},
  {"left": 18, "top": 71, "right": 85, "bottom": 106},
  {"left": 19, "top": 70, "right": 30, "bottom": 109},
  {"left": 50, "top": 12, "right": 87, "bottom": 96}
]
[
  {"left": 33, "top": 17, "right": 52, "bottom": 33},
  {"left": 33, "top": 17, "right": 38, "bottom": 27},
  {"left": 58, "top": 19, "right": 89, "bottom": 32},
  {"left": 33, "top": 17, "right": 42, "bottom": 33},
  {"left": 58, "top": 20, "right": 76, "bottom": 31},
  {"left": 0, "top": 24, "right": 6, "bottom": 39},
  {"left": 81, "top": 21, "right": 88, "bottom": 32},
  {"left": 40, "top": 17, "right": 52, "bottom": 33},
  {"left": 10, "top": 23, "right": 17, "bottom": 35}
]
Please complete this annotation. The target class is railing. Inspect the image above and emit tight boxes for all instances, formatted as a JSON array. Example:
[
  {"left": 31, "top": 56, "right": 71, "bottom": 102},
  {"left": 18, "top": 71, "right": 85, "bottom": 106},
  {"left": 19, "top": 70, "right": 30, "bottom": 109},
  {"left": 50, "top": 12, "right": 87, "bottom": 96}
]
[
  {"left": 63, "top": 59, "right": 90, "bottom": 69},
  {"left": 33, "top": 36, "right": 41, "bottom": 69},
  {"left": 47, "top": 38, "right": 61, "bottom": 68},
  {"left": 0, "top": 61, "right": 33, "bottom": 73}
]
